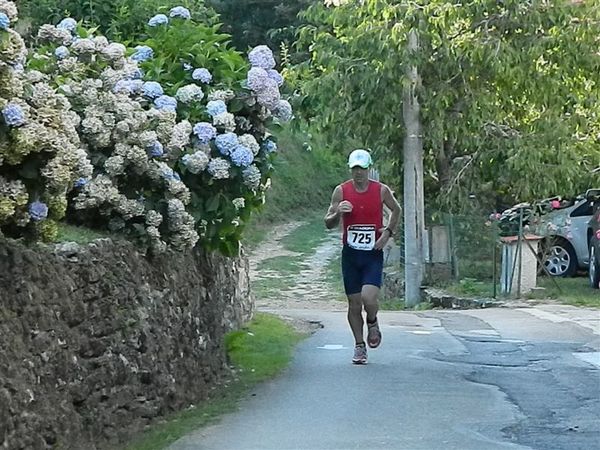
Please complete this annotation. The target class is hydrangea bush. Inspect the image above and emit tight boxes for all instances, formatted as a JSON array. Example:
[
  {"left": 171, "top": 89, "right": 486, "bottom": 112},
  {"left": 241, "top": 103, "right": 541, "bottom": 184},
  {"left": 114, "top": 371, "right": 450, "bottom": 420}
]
[
  {"left": 17, "top": 4, "right": 291, "bottom": 254},
  {"left": 0, "top": 1, "right": 93, "bottom": 242}
]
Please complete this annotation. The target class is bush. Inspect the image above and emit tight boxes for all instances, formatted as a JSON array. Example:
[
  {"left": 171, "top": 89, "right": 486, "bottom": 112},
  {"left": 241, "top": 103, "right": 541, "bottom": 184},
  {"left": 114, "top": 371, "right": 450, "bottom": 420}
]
[
  {"left": 1, "top": 2, "right": 292, "bottom": 255},
  {"left": 0, "top": 4, "right": 93, "bottom": 242},
  {"left": 18, "top": 0, "right": 219, "bottom": 42}
]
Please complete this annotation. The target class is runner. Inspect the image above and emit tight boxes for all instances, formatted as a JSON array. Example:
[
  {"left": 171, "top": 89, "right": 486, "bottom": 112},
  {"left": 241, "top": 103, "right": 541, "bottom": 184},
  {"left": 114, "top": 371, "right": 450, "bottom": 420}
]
[{"left": 324, "top": 149, "right": 401, "bottom": 364}]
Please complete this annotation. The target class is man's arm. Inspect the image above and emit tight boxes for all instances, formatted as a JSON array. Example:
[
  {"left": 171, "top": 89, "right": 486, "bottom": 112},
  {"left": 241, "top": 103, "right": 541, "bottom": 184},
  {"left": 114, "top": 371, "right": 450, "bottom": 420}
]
[
  {"left": 324, "top": 185, "right": 343, "bottom": 229},
  {"left": 382, "top": 184, "right": 401, "bottom": 233}
]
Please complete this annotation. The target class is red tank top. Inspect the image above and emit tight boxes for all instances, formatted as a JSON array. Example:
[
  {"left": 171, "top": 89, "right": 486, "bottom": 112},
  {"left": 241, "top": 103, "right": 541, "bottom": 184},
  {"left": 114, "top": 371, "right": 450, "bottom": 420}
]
[{"left": 341, "top": 180, "right": 383, "bottom": 246}]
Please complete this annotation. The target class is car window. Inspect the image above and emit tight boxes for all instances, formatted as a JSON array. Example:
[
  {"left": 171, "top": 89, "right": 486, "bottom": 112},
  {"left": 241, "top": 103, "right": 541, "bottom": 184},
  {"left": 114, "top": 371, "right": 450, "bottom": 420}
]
[{"left": 571, "top": 200, "right": 593, "bottom": 217}]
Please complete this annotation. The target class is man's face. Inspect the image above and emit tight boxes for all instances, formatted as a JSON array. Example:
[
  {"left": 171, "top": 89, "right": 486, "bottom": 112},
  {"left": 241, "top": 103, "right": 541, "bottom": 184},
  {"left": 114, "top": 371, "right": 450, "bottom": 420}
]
[{"left": 351, "top": 166, "right": 369, "bottom": 183}]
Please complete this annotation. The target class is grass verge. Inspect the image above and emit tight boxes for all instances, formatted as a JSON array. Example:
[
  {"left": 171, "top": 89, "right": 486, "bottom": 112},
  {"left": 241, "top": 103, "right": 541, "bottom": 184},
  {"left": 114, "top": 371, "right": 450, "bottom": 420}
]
[
  {"left": 529, "top": 277, "right": 600, "bottom": 307},
  {"left": 124, "top": 313, "right": 307, "bottom": 450},
  {"left": 243, "top": 126, "right": 346, "bottom": 250},
  {"left": 439, "top": 275, "right": 599, "bottom": 308},
  {"left": 56, "top": 223, "right": 111, "bottom": 244},
  {"left": 279, "top": 215, "right": 330, "bottom": 255}
]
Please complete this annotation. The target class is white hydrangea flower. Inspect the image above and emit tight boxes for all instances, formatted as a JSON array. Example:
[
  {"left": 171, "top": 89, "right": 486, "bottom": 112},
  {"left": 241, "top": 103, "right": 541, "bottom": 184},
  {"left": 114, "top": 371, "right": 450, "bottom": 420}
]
[
  {"left": 238, "top": 134, "right": 260, "bottom": 156},
  {"left": 121, "top": 144, "right": 149, "bottom": 175},
  {"left": 136, "top": 130, "right": 158, "bottom": 148},
  {"left": 145, "top": 210, "right": 163, "bottom": 227},
  {"left": 37, "top": 24, "right": 73, "bottom": 45},
  {"left": 101, "top": 42, "right": 127, "bottom": 61},
  {"left": 116, "top": 195, "right": 145, "bottom": 220},
  {"left": 56, "top": 57, "right": 83, "bottom": 74},
  {"left": 100, "top": 67, "right": 124, "bottom": 90},
  {"left": 175, "top": 84, "right": 204, "bottom": 104},
  {"left": 81, "top": 117, "right": 104, "bottom": 135},
  {"left": 24, "top": 70, "right": 47, "bottom": 84},
  {"left": 207, "top": 157, "right": 231, "bottom": 179},
  {"left": 74, "top": 148, "right": 93, "bottom": 178},
  {"left": 232, "top": 197, "right": 245, "bottom": 210},
  {"left": 146, "top": 225, "right": 161, "bottom": 239},
  {"left": 166, "top": 178, "right": 191, "bottom": 204},
  {"left": 0, "top": 0, "right": 18, "bottom": 21},
  {"left": 105, "top": 155, "right": 126, "bottom": 175},
  {"left": 41, "top": 150, "right": 77, "bottom": 191},
  {"left": 91, "top": 36, "right": 108, "bottom": 49},
  {"left": 73, "top": 174, "right": 121, "bottom": 209},
  {"left": 71, "top": 38, "right": 96, "bottom": 55},
  {"left": 207, "top": 89, "right": 235, "bottom": 102},
  {"left": 182, "top": 151, "right": 209, "bottom": 174},
  {"left": 212, "top": 112, "right": 236, "bottom": 132},
  {"left": 167, "top": 120, "right": 192, "bottom": 152},
  {"left": 167, "top": 199, "right": 199, "bottom": 249},
  {"left": 242, "top": 164, "right": 262, "bottom": 190}
]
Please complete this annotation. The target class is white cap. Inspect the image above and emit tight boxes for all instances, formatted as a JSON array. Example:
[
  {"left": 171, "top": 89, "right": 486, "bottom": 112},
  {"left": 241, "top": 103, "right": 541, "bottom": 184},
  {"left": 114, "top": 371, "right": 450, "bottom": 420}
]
[{"left": 348, "top": 149, "right": 372, "bottom": 168}]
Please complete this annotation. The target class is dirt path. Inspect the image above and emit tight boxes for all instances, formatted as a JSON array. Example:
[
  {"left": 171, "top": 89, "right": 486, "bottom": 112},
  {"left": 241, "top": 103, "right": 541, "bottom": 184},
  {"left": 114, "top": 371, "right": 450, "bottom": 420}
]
[{"left": 248, "top": 222, "right": 346, "bottom": 312}]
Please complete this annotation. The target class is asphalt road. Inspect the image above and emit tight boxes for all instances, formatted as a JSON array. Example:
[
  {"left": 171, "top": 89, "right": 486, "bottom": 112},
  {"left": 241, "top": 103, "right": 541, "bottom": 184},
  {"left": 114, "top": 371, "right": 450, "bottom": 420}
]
[{"left": 169, "top": 306, "right": 600, "bottom": 450}]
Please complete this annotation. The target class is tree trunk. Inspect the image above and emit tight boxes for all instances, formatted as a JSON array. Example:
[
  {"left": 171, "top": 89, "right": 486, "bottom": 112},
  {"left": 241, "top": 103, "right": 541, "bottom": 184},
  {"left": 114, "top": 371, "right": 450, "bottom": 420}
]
[
  {"left": 403, "top": 29, "right": 425, "bottom": 307},
  {"left": 436, "top": 139, "right": 453, "bottom": 191}
]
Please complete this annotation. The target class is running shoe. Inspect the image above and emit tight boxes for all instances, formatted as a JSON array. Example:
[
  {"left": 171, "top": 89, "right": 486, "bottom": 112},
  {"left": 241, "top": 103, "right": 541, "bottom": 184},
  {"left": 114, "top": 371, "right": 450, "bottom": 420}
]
[
  {"left": 352, "top": 344, "right": 367, "bottom": 364},
  {"left": 367, "top": 320, "right": 382, "bottom": 348}
]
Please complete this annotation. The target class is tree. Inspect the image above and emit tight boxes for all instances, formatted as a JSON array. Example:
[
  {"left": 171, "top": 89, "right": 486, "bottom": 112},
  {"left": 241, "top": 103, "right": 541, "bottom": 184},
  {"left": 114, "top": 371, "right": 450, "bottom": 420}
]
[
  {"left": 293, "top": 0, "right": 599, "bottom": 305},
  {"left": 294, "top": 0, "right": 600, "bottom": 208},
  {"left": 208, "top": 0, "right": 317, "bottom": 58}
]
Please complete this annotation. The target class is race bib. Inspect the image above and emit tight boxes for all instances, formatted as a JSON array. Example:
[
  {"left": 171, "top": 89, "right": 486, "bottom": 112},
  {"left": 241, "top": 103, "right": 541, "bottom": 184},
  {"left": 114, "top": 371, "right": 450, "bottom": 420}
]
[{"left": 347, "top": 225, "right": 376, "bottom": 251}]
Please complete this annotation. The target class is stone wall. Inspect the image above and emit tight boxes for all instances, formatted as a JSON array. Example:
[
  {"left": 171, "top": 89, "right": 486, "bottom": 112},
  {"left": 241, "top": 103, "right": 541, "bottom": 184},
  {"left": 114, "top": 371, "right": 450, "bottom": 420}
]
[{"left": 0, "top": 238, "right": 253, "bottom": 449}]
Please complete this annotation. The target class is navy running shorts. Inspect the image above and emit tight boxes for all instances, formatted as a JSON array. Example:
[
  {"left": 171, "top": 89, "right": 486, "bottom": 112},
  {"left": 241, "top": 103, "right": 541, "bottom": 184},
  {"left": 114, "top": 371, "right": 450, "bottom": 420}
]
[{"left": 341, "top": 245, "right": 384, "bottom": 295}]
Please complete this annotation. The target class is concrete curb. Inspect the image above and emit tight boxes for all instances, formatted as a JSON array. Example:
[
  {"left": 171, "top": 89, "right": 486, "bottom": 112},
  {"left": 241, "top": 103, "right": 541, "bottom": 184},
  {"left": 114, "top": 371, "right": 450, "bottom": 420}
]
[{"left": 422, "top": 287, "right": 504, "bottom": 309}]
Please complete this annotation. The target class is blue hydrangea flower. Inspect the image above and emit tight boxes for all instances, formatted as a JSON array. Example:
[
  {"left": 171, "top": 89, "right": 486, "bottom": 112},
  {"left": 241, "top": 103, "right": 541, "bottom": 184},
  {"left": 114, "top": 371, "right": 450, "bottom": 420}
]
[
  {"left": 170, "top": 6, "right": 191, "bottom": 19},
  {"left": 215, "top": 133, "right": 239, "bottom": 156},
  {"left": 154, "top": 95, "right": 178, "bottom": 111},
  {"left": 57, "top": 18, "right": 77, "bottom": 33},
  {"left": 29, "top": 201, "right": 48, "bottom": 221},
  {"left": 247, "top": 67, "right": 270, "bottom": 91},
  {"left": 192, "top": 68, "right": 212, "bottom": 84},
  {"left": 130, "top": 45, "right": 154, "bottom": 62},
  {"left": 127, "top": 68, "right": 144, "bottom": 80},
  {"left": 148, "top": 14, "right": 169, "bottom": 27},
  {"left": 206, "top": 100, "right": 227, "bottom": 117},
  {"left": 2, "top": 103, "right": 25, "bottom": 127},
  {"left": 0, "top": 13, "right": 10, "bottom": 30},
  {"left": 148, "top": 141, "right": 164, "bottom": 157},
  {"left": 74, "top": 178, "right": 88, "bottom": 188},
  {"left": 113, "top": 79, "right": 143, "bottom": 95},
  {"left": 248, "top": 45, "right": 276, "bottom": 70},
  {"left": 160, "top": 165, "right": 180, "bottom": 181},
  {"left": 263, "top": 140, "right": 277, "bottom": 153},
  {"left": 273, "top": 99, "right": 293, "bottom": 122},
  {"left": 54, "top": 46, "right": 70, "bottom": 60},
  {"left": 231, "top": 145, "right": 254, "bottom": 167},
  {"left": 267, "top": 69, "right": 284, "bottom": 87},
  {"left": 193, "top": 122, "right": 217, "bottom": 144},
  {"left": 142, "top": 81, "right": 164, "bottom": 99},
  {"left": 182, "top": 62, "right": 193, "bottom": 71}
]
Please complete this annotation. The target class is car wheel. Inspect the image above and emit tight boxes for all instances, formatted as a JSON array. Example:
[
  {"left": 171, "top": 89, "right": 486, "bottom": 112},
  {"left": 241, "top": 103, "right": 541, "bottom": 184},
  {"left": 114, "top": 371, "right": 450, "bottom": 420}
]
[
  {"left": 541, "top": 239, "right": 578, "bottom": 277},
  {"left": 589, "top": 244, "right": 600, "bottom": 289}
]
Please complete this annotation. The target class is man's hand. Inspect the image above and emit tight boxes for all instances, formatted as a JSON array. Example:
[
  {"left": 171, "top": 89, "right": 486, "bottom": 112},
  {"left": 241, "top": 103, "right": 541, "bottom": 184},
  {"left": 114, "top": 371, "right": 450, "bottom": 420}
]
[
  {"left": 374, "top": 227, "right": 391, "bottom": 250},
  {"left": 337, "top": 200, "right": 353, "bottom": 214}
]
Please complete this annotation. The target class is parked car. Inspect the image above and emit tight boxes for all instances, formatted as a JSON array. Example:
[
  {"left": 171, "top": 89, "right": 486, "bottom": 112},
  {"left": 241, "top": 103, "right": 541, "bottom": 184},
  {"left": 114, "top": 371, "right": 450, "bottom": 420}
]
[
  {"left": 537, "top": 189, "right": 600, "bottom": 277},
  {"left": 499, "top": 189, "right": 599, "bottom": 277},
  {"left": 588, "top": 197, "right": 600, "bottom": 288}
]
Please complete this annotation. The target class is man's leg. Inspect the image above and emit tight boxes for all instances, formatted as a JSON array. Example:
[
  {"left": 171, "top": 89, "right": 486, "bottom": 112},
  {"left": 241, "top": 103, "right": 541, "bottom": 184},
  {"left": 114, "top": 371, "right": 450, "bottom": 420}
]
[
  {"left": 362, "top": 284, "right": 380, "bottom": 324},
  {"left": 347, "top": 293, "right": 365, "bottom": 344},
  {"left": 363, "top": 284, "right": 382, "bottom": 348}
]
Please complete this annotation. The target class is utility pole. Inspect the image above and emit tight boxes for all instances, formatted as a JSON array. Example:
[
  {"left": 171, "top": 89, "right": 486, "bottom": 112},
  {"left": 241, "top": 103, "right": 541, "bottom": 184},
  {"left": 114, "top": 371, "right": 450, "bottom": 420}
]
[{"left": 403, "top": 29, "right": 425, "bottom": 307}]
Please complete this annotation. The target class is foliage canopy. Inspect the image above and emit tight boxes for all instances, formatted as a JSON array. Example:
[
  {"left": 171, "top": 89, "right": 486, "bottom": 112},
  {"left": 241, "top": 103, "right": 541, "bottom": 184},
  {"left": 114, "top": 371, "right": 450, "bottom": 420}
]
[{"left": 294, "top": 0, "right": 600, "bottom": 209}]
